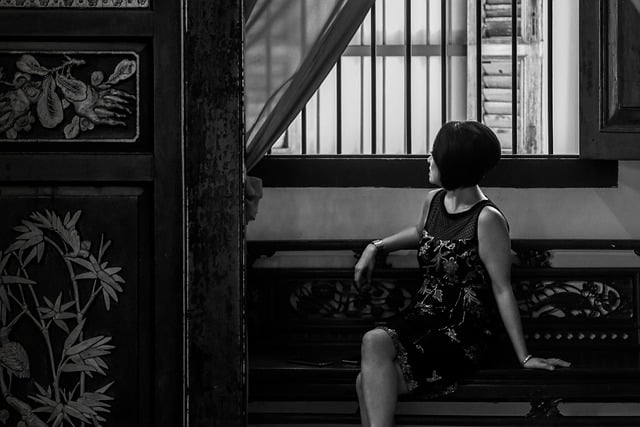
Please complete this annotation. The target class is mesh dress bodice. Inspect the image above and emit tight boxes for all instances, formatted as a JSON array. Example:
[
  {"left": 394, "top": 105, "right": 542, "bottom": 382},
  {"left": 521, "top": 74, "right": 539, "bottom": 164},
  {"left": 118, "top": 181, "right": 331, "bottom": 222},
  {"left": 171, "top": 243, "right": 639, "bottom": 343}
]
[
  {"left": 377, "top": 189, "right": 504, "bottom": 395},
  {"left": 409, "top": 189, "right": 500, "bottom": 340}
]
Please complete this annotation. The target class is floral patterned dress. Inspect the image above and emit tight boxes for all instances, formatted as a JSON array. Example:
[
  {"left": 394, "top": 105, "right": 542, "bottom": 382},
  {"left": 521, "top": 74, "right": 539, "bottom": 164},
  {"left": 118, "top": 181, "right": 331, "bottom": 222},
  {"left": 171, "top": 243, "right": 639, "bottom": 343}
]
[{"left": 377, "top": 189, "right": 504, "bottom": 396}]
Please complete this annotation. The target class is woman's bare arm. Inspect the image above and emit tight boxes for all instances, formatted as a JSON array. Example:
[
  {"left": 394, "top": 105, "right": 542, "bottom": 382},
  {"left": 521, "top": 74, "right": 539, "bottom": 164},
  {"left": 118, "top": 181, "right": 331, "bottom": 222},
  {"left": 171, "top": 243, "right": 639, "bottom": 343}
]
[
  {"left": 478, "top": 207, "right": 570, "bottom": 370},
  {"left": 354, "top": 189, "right": 439, "bottom": 285}
]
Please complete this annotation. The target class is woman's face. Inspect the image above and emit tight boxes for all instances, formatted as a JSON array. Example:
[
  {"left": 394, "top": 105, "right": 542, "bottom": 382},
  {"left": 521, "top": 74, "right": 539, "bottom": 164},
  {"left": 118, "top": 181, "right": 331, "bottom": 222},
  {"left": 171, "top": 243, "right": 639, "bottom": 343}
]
[{"left": 427, "top": 153, "right": 441, "bottom": 186}]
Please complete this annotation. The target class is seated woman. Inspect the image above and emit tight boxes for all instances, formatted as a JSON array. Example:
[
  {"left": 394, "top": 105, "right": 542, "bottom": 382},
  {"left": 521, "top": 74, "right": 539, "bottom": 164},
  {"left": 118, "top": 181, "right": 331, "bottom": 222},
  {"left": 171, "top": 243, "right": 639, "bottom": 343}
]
[{"left": 353, "top": 121, "right": 570, "bottom": 427}]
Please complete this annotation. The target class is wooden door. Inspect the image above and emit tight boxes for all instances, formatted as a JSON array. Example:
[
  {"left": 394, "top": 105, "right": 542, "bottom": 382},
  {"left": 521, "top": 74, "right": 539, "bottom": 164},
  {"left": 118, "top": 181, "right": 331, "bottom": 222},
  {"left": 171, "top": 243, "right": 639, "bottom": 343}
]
[
  {"left": 0, "top": 2, "right": 182, "bottom": 426},
  {"left": 581, "top": 0, "right": 640, "bottom": 159}
]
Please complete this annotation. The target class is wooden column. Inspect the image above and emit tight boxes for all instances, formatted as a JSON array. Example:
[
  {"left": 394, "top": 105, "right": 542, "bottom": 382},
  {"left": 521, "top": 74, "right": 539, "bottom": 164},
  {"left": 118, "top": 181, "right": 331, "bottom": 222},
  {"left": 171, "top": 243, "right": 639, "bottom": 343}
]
[{"left": 185, "top": 0, "right": 246, "bottom": 425}]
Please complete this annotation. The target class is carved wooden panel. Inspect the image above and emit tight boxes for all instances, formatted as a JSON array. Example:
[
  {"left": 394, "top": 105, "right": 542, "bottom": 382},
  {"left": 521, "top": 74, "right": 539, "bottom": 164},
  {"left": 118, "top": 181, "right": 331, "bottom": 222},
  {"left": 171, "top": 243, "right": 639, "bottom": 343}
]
[
  {"left": 290, "top": 279, "right": 413, "bottom": 320},
  {"left": 0, "top": 0, "right": 183, "bottom": 425},
  {"left": 580, "top": 0, "right": 640, "bottom": 158},
  {"left": 514, "top": 277, "right": 634, "bottom": 320},
  {"left": 0, "top": 44, "right": 150, "bottom": 147},
  {"left": 249, "top": 267, "right": 640, "bottom": 349},
  {"left": 0, "top": 187, "right": 150, "bottom": 426}
]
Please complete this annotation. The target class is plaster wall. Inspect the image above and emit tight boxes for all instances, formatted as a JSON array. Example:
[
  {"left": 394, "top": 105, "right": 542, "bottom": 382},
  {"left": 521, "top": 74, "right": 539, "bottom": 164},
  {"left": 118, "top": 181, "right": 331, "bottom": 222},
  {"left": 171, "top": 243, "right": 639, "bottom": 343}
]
[{"left": 248, "top": 161, "right": 640, "bottom": 241}]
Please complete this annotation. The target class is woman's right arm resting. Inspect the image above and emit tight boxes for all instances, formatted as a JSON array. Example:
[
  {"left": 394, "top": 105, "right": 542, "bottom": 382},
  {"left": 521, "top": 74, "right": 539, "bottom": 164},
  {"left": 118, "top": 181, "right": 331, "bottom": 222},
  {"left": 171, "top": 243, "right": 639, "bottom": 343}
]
[{"left": 354, "top": 189, "right": 439, "bottom": 285}]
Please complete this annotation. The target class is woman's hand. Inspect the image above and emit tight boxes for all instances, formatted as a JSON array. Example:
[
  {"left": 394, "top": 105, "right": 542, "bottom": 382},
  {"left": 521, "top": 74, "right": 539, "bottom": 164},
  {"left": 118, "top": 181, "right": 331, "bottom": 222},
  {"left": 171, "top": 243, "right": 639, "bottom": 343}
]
[
  {"left": 523, "top": 356, "right": 571, "bottom": 371},
  {"left": 354, "top": 244, "right": 377, "bottom": 286}
]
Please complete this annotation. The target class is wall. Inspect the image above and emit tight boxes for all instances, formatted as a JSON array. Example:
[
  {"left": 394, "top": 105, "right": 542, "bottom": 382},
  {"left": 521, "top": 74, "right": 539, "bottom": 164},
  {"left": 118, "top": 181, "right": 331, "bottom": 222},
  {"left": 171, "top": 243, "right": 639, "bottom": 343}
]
[{"left": 248, "top": 161, "right": 640, "bottom": 241}]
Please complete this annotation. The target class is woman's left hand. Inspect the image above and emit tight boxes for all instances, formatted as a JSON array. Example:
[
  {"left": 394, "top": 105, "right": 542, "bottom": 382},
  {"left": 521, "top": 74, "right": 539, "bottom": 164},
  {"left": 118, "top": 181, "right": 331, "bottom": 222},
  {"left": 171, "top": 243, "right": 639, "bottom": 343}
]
[{"left": 523, "top": 356, "right": 571, "bottom": 370}]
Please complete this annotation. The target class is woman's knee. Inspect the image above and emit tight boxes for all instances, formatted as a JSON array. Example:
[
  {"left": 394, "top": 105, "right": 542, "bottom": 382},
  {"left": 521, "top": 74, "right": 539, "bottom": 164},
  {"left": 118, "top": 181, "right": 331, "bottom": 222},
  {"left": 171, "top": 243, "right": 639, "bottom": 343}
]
[
  {"left": 355, "top": 372, "right": 362, "bottom": 392},
  {"left": 361, "top": 329, "right": 394, "bottom": 359}
]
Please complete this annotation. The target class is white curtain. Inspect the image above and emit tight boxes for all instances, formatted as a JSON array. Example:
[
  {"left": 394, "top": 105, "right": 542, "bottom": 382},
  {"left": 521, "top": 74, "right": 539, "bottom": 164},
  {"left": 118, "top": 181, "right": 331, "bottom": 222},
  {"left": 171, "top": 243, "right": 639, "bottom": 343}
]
[{"left": 245, "top": 0, "right": 374, "bottom": 170}]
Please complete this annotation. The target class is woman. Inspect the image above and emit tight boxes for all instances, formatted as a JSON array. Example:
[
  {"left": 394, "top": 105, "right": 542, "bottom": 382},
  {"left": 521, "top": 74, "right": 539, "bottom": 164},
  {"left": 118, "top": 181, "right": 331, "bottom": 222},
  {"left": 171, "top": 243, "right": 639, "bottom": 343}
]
[{"left": 353, "top": 121, "right": 570, "bottom": 427}]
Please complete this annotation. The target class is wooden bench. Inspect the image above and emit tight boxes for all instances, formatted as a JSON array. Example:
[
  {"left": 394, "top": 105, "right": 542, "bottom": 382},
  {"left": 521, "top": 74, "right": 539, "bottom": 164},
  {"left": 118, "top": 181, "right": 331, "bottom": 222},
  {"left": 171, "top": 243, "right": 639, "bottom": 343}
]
[{"left": 247, "top": 240, "right": 640, "bottom": 426}]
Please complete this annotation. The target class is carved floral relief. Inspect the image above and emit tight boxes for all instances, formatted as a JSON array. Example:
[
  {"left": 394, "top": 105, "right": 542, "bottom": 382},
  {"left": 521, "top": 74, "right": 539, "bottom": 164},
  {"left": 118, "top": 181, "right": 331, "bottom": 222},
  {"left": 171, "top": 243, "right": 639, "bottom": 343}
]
[
  {"left": 0, "top": 210, "right": 124, "bottom": 426},
  {"left": 290, "top": 280, "right": 413, "bottom": 320},
  {"left": 0, "top": 52, "right": 139, "bottom": 142},
  {"left": 287, "top": 277, "right": 634, "bottom": 322},
  {"left": 515, "top": 279, "right": 632, "bottom": 319}
]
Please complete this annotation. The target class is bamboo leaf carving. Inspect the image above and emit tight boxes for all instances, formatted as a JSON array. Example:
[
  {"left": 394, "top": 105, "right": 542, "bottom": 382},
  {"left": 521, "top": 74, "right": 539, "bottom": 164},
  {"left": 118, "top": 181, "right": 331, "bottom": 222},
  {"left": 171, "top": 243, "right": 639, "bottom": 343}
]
[
  {"left": 64, "top": 319, "right": 85, "bottom": 350},
  {"left": 1, "top": 210, "right": 122, "bottom": 426},
  {"left": 0, "top": 275, "right": 36, "bottom": 285}
]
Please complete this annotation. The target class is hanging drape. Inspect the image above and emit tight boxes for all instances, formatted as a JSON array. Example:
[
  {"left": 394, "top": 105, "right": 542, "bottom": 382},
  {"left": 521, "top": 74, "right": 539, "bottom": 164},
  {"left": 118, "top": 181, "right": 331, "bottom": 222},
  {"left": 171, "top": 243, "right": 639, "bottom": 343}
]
[{"left": 244, "top": 0, "right": 375, "bottom": 171}]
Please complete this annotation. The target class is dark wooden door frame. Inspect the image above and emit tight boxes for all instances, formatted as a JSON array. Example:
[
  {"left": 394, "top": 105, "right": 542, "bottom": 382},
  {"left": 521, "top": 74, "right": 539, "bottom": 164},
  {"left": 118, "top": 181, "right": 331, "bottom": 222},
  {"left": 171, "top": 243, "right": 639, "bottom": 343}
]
[{"left": 154, "top": 1, "right": 184, "bottom": 426}]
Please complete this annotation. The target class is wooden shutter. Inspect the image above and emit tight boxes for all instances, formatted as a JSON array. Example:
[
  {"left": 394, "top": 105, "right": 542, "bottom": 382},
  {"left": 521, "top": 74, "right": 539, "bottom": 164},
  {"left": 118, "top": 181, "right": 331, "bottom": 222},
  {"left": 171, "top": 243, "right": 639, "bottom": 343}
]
[{"left": 472, "top": 0, "right": 544, "bottom": 154}]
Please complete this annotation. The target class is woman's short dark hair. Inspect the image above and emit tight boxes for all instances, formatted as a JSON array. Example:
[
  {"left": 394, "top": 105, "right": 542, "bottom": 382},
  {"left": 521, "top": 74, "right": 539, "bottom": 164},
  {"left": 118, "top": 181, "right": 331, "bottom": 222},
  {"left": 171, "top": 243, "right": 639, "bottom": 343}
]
[{"left": 431, "top": 121, "right": 502, "bottom": 190}]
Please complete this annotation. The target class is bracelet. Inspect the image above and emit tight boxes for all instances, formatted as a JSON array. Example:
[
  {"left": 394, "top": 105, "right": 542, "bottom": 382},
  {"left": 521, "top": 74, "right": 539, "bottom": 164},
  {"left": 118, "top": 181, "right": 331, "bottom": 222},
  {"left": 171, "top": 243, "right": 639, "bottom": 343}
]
[
  {"left": 521, "top": 354, "right": 533, "bottom": 366},
  {"left": 371, "top": 239, "right": 385, "bottom": 252}
]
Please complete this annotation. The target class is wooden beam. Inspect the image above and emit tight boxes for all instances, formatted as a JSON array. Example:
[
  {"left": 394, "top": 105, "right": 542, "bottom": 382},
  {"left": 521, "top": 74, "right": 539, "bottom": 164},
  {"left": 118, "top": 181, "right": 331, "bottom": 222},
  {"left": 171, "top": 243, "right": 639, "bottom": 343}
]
[
  {"left": 251, "top": 157, "right": 618, "bottom": 188},
  {"left": 184, "top": 0, "right": 246, "bottom": 425}
]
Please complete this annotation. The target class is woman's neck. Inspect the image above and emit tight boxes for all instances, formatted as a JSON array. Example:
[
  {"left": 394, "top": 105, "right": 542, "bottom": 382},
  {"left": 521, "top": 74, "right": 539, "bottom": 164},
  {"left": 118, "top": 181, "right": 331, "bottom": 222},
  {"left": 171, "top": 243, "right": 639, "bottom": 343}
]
[{"left": 443, "top": 186, "right": 486, "bottom": 213}]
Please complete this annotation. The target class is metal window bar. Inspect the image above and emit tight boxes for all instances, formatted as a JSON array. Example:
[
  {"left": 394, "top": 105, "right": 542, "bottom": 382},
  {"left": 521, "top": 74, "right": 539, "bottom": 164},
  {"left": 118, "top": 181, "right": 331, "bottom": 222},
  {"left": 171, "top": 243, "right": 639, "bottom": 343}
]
[
  {"left": 360, "top": 52, "right": 365, "bottom": 154},
  {"left": 512, "top": 0, "right": 518, "bottom": 155},
  {"left": 301, "top": 107, "right": 307, "bottom": 154},
  {"left": 301, "top": 0, "right": 307, "bottom": 154},
  {"left": 267, "top": 4, "right": 272, "bottom": 155},
  {"left": 358, "top": 19, "right": 365, "bottom": 154},
  {"left": 426, "top": 0, "right": 430, "bottom": 152},
  {"left": 405, "top": 0, "right": 412, "bottom": 154},
  {"left": 316, "top": 91, "right": 321, "bottom": 154},
  {"left": 476, "top": 0, "right": 483, "bottom": 122},
  {"left": 337, "top": 59, "right": 342, "bottom": 154},
  {"left": 441, "top": 0, "right": 448, "bottom": 125},
  {"left": 381, "top": 0, "right": 386, "bottom": 154},
  {"left": 547, "top": 0, "right": 554, "bottom": 154},
  {"left": 371, "top": 3, "right": 377, "bottom": 154}
]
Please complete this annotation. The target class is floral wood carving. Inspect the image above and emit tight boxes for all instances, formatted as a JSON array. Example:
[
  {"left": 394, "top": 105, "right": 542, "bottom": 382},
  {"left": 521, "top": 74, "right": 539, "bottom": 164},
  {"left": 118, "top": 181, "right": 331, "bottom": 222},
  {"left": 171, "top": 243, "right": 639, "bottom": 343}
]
[
  {"left": 290, "top": 280, "right": 412, "bottom": 320},
  {"left": 0, "top": 52, "right": 138, "bottom": 142},
  {"left": 515, "top": 279, "right": 632, "bottom": 319},
  {"left": 0, "top": 210, "right": 124, "bottom": 426}
]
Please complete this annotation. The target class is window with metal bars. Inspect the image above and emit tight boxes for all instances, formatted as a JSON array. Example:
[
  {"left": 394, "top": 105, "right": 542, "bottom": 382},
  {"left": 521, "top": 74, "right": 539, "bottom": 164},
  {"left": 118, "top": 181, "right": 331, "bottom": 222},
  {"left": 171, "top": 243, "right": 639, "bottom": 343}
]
[{"left": 267, "top": 0, "right": 579, "bottom": 157}]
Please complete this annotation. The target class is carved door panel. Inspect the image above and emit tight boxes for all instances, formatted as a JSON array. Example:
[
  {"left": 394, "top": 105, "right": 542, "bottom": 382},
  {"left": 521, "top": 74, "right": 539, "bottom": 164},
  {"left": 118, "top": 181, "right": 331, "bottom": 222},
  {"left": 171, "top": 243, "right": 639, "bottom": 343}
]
[
  {"left": 581, "top": 0, "right": 640, "bottom": 159},
  {"left": 0, "top": 3, "right": 182, "bottom": 427}
]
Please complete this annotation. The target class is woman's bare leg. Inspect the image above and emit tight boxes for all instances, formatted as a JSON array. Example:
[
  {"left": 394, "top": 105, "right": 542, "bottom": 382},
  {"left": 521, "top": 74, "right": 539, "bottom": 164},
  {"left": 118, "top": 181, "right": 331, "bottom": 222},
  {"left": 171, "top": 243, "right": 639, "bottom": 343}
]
[
  {"left": 356, "top": 372, "right": 370, "bottom": 427},
  {"left": 359, "top": 329, "right": 409, "bottom": 427}
]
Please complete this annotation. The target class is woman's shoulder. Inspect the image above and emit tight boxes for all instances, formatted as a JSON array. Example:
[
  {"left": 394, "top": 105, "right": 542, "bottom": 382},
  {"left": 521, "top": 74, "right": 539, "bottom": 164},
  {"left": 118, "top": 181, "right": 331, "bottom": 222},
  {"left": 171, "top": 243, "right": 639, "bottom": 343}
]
[{"left": 478, "top": 204, "right": 509, "bottom": 233}]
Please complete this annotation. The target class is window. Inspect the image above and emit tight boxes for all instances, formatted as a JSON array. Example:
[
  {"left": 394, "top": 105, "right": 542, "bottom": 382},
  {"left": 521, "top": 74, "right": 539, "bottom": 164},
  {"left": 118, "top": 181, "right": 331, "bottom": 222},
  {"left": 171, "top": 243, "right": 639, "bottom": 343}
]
[
  {"left": 269, "top": 0, "right": 578, "bottom": 156},
  {"left": 252, "top": 0, "right": 617, "bottom": 188}
]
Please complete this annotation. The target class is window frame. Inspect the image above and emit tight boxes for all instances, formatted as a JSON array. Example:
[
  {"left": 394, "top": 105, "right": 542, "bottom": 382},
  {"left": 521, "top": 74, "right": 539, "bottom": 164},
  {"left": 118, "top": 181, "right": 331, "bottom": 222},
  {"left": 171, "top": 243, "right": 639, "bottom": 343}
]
[
  {"left": 252, "top": 0, "right": 620, "bottom": 188},
  {"left": 252, "top": 155, "right": 617, "bottom": 188}
]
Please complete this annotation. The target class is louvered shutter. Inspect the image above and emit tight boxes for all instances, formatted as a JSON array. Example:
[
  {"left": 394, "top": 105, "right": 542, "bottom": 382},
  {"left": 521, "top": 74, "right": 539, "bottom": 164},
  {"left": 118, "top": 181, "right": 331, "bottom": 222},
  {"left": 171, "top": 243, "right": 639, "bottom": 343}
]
[{"left": 475, "top": 0, "right": 544, "bottom": 154}]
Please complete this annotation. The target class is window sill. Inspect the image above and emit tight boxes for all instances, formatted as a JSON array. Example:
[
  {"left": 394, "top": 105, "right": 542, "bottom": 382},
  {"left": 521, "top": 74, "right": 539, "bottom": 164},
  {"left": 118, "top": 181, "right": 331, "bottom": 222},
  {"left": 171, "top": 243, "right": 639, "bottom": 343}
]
[{"left": 251, "top": 156, "right": 618, "bottom": 188}]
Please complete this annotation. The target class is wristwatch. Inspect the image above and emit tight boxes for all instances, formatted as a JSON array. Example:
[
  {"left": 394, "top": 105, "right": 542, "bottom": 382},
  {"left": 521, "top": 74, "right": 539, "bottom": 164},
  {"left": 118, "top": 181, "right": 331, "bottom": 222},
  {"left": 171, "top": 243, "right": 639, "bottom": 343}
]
[{"left": 371, "top": 239, "right": 385, "bottom": 252}]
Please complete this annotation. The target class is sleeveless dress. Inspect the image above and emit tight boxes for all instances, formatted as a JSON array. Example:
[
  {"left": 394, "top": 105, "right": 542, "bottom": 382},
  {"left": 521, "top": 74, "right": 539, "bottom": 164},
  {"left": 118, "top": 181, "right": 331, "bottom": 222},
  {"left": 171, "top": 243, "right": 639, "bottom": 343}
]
[{"left": 377, "top": 189, "right": 504, "bottom": 396}]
